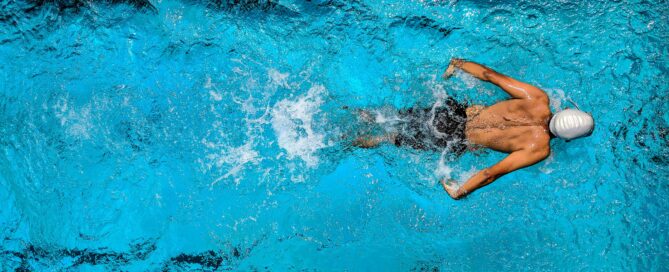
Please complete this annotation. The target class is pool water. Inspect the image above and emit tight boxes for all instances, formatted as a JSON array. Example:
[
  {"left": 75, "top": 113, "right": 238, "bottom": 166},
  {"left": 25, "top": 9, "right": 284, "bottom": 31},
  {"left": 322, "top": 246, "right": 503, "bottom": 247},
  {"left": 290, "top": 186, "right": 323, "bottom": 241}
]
[{"left": 1, "top": 0, "right": 668, "bottom": 270}]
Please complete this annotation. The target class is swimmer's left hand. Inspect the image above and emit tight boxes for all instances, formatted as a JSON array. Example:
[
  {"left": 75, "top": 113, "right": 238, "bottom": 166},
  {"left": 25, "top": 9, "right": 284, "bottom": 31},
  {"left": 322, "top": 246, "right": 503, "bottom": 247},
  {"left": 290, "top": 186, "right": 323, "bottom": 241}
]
[
  {"left": 442, "top": 58, "right": 464, "bottom": 80},
  {"left": 440, "top": 178, "right": 463, "bottom": 200}
]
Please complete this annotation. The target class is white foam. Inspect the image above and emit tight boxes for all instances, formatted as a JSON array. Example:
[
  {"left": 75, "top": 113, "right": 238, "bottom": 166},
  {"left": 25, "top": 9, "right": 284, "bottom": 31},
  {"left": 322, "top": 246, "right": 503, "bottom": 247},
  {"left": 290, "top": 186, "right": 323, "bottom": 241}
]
[{"left": 271, "top": 84, "right": 329, "bottom": 167}]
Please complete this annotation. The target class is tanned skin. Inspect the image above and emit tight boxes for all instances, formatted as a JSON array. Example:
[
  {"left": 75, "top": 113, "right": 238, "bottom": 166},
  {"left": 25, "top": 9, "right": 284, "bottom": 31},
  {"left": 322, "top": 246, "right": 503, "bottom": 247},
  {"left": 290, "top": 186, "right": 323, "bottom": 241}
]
[
  {"left": 439, "top": 59, "right": 552, "bottom": 200},
  {"left": 353, "top": 59, "right": 553, "bottom": 200}
]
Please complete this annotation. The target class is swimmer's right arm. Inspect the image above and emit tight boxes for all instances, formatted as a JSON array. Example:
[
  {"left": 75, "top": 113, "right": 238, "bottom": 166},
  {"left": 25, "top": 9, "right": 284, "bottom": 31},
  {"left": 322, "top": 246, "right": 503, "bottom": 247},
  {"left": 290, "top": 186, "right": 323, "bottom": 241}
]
[{"left": 443, "top": 59, "right": 548, "bottom": 101}]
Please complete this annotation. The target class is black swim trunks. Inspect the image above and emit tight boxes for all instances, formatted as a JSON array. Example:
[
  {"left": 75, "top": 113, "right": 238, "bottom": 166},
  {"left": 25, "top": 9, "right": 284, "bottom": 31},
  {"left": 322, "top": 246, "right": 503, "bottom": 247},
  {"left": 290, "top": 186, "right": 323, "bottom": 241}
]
[{"left": 394, "top": 97, "right": 468, "bottom": 155}]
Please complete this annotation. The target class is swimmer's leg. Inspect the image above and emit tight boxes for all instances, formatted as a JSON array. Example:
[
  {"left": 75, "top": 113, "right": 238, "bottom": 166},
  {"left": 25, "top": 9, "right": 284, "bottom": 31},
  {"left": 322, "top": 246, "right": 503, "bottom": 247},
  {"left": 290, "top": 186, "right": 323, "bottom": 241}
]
[
  {"left": 357, "top": 109, "right": 375, "bottom": 123},
  {"left": 352, "top": 133, "right": 397, "bottom": 148}
]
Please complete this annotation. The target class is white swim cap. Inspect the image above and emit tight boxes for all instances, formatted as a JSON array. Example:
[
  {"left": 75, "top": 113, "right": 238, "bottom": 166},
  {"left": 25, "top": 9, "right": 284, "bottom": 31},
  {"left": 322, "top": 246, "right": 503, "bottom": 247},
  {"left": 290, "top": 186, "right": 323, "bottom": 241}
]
[{"left": 549, "top": 109, "right": 594, "bottom": 140}]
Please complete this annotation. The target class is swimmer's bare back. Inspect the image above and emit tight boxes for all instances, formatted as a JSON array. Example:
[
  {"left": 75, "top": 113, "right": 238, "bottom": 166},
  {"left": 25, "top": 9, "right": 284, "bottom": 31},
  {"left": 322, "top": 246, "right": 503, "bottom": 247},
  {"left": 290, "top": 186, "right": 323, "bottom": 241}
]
[{"left": 441, "top": 59, "right": 552, "bottom": 200}]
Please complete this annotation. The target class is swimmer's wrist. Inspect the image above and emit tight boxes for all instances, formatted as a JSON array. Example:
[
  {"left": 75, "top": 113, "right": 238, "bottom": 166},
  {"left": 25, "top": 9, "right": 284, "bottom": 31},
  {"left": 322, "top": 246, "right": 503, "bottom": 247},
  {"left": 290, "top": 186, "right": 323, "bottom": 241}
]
[
  {"left": 450, "top": 58, "right": 466, "bottom": 68},
  {"left": 456, "top": 187, "right": 468, "bottom": 199}
]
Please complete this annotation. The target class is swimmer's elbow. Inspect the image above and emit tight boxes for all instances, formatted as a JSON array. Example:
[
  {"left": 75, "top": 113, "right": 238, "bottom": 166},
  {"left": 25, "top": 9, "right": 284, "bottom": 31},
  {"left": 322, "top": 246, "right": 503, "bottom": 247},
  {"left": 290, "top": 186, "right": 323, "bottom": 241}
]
[
  {"left": 481, "top": 70, "right": 495, "bottom": 81},
  {"left": 533, "top": 147, "right": 551, "bottom": 161},
  {"left": 530, "top": 93, "right": 550, "bottom": 104}
]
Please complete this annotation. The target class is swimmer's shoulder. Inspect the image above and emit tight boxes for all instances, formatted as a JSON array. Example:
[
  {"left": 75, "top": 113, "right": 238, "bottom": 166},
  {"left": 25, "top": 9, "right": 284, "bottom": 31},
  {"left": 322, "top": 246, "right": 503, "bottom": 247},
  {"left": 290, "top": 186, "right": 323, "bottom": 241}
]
[{"left": 526, "top": 128, "right": 551, "bottom": 153}]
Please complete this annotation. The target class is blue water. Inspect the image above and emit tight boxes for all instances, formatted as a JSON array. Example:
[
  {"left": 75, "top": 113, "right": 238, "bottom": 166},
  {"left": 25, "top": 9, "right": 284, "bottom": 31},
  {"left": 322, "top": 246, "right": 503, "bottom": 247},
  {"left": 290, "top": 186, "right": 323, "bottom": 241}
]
[{"left": 1, "top": 0, "right": 668, "bottom": 270}]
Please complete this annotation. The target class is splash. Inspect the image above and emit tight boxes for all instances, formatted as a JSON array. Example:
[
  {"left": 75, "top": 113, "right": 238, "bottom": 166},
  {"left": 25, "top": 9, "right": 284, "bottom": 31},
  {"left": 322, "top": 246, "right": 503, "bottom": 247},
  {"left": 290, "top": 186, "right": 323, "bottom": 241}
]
[
  {"left": 52, "top": 95, "right": 94, "bottom": 140},
  {"left": 205, "top": 140, "right": 260, "bottom": 188},
  {"left": 434, "top": 150, "right": 454, "bottom": 182},
  {"left": 546, "top": 88, "right": 566, "bottom": 111},
  {"left": 458, "top": 72, "right": 480, "bottom": 89},
  {"left": 458, "top": 166, "right": 479, "bottom": 183},
  {"left": 372, "top": 109, "right": 402, "bottom": 125},
  {"left": 271, "top": 84, "right": 329, "bottom": 167}
]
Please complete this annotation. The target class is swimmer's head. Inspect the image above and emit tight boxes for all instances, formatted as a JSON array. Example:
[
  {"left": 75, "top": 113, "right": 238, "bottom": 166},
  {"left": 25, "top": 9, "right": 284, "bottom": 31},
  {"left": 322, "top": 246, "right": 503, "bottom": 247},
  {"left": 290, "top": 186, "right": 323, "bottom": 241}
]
[{"left": 549, "top": 109, "right": 594, "bottom": 140}]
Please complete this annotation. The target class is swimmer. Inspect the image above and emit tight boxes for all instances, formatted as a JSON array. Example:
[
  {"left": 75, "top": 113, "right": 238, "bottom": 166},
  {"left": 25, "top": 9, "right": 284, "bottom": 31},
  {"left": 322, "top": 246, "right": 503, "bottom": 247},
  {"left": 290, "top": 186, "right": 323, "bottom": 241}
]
[{"left": 353, "top": 58, "right": 594, "bottom": 200}]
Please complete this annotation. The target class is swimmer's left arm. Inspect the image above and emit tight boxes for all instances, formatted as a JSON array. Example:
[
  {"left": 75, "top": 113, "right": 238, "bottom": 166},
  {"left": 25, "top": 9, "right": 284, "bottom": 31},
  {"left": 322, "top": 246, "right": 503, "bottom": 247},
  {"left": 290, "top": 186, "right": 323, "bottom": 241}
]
[{"left": 440, "top": 147, "right": 550, "bottom": 200}]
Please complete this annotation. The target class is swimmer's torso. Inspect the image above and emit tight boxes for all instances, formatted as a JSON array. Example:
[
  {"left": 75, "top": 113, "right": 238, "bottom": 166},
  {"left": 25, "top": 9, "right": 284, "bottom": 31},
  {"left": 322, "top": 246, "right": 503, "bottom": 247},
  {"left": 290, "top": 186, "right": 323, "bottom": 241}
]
[{"left": 465, "top": 99, "right": 551, "bottom": 153}]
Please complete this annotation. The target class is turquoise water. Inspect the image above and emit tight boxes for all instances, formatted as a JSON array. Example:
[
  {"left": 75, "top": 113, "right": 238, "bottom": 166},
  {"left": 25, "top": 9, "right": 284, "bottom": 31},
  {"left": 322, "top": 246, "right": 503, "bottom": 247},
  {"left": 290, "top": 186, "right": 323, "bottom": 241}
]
[{"left": 1, "top": 0, "right": 668, "bottom": 270}]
